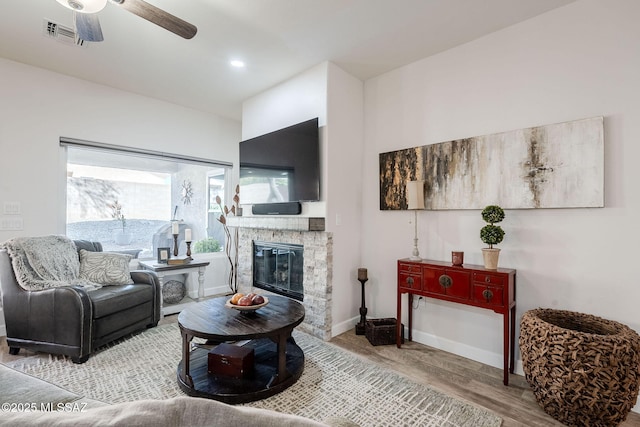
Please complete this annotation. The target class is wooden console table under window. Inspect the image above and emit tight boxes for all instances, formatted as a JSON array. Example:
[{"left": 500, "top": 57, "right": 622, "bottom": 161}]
[
  {"left": 138, "top": 259, "right": 210, "bottom": 316},
  {"left": 396, "top": 259, "right": 516, "bottom": 385}
]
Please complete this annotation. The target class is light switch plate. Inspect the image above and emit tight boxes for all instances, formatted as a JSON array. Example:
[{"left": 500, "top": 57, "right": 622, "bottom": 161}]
[
  {"left": 3, "top": 202, "right": 21, "bottom": 215},
  {"left": 0, "top": 217, "right": 23, "bottom": 230}
]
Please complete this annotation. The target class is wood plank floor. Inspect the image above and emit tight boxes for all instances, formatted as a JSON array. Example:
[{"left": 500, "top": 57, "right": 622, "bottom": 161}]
[
  {"left": 2, "top": 317, "right": 639, "bottom": 426},
  {"left": 329, "top": 329, "right": 640, "bottom": 427}
]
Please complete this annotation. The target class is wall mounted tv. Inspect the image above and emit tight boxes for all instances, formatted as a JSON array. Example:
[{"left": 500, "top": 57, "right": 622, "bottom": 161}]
[{"left": 239, "top": 118, "right": 320, "bottom": 206}]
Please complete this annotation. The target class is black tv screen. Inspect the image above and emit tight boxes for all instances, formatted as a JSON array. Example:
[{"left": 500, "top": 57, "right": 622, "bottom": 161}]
[{"left": 239, "top": 118, "right": 320, "bottom": 204}]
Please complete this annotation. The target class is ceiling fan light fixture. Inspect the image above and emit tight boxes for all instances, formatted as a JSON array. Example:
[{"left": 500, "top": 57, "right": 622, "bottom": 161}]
[{"left": 55, "top": 0, "right": 108, "bottom": 14}]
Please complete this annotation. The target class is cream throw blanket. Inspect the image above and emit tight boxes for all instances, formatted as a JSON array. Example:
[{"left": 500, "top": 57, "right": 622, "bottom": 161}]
[{"left": 1, "top": 235, "right": 101, "bottom": 291}]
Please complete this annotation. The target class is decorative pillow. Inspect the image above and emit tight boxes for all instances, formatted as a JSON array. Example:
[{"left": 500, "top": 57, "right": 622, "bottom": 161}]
[{"left": 78, "top": 249, "right": 133, "bottom": 286}]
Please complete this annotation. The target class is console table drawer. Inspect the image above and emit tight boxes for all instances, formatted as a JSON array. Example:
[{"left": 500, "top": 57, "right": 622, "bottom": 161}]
[
  {"left": 399, "top": 263, "right": 422, "bottom": 274},
  {"left": 399, "top": 272, "right": 422, "bottom": 291},
  {"left": 473, "top": 272, "right": 505, "bottom": 286},
  {"left": 472, "top": 284, "right": 505, "bottom": 308},
  {"left": 424, "top": 267, "right": 471, "bottom": 300}
]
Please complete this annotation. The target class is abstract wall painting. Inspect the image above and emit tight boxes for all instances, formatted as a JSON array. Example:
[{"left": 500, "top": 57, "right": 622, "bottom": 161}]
[{"left": 379, "top": 116, "right": 604, "bottom": 210}]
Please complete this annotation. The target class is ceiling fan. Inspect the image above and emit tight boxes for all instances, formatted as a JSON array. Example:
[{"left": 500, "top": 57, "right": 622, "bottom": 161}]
[{"left": 55, "top": 0, "right": 197, "bottom": 42}]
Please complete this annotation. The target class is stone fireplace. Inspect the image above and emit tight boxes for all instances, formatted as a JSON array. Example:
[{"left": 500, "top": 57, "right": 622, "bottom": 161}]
[{"left": 229, "top": 217, "right": 332, "bottom": 340}]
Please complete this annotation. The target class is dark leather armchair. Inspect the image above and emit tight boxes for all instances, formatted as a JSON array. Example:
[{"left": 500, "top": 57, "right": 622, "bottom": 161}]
[{"left": 0, "top": 240, "right": 161, "bottom": 363}]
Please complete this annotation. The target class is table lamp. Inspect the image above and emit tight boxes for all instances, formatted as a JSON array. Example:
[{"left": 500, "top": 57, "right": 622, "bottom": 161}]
[{"left": 406, "top": 180, "right": 425, "bottom": 261}]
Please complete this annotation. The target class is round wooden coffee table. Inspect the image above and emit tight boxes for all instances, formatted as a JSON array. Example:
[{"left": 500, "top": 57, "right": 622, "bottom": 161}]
[{"left": 177, "top": 295, "right": 305, "bottom": 403}]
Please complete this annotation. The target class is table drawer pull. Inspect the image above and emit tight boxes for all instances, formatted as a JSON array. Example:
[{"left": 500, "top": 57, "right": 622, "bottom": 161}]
[
  {"left": 482, "top": 289, "right": 493, "bottom": 302},
  {"left": 406, "top": 277, "right": 414, "bottom": 286},
  {"left": 439, "top": 274, "right": 452, "bottom": 289}
]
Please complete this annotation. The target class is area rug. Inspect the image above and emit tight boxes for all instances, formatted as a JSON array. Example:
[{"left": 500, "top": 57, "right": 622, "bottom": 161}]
[{"left": 5, "top": 324, "right": 501, "bottom": 427}]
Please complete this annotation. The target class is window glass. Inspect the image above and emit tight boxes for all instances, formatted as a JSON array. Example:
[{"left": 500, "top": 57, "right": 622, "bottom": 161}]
[{"left": 65, "top": 146, "right": 228, "bottom": 259}]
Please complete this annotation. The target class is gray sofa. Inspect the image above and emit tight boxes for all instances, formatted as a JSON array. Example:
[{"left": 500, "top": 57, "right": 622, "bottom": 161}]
[
  {"left": 0, "top": 237, "right": 161, "bottom": 363},
  {"left": 0, "top": 364, "right": 353, "bottom": 426}
]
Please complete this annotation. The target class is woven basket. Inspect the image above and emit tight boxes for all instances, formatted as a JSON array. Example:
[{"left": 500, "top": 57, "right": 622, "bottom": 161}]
[{"left": 520, "top": 308, "right": 640, "bottom": 427}]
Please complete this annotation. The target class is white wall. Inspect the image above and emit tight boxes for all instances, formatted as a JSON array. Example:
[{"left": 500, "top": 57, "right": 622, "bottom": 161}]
[
  {"left": 0, "top": 58, "right": 242, "bottom": 333},
  {"left": 242, "top": 63, "right": 328, "bottom": 140},
  {"left": 242, "top": 62, "right": 365, "bottom": 335},
  {"left": 241, "top": 63, "right": 329, "bottom": 218},
  {"left": 362, "top": 0, "right": 640, "bottom": 413},
  {"left": 325, "top": 63, "right": 365, "bottom": 334}
]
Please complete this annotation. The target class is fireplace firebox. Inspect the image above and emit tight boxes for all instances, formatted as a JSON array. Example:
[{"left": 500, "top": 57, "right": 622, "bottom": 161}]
[{"left": 252, "top": 241, "right": 303, "bottom": 301}]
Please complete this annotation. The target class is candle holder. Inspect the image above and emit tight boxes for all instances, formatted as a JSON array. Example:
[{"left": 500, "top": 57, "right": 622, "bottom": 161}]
[
  {"left": 356, "top": 268, "right": 369, "bottom": 335},
  {"left": 173, "top": 233, "right": 179, "bottom": 256},
  {"left": 186, "top": 241, "right": 192, "bottom": 257}
]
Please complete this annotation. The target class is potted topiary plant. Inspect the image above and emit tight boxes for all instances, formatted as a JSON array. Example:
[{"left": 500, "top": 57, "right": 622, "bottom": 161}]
[{"left": 480, "top": 205, "right": 505, "bottom": 269}]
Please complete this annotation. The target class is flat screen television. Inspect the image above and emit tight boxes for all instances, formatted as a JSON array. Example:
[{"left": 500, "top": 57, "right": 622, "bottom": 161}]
[{"left": 239, "top": 118, "right": 320, "bottom": 205}]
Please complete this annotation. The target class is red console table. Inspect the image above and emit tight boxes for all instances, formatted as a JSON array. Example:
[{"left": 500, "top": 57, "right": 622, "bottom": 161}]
[{"left": 396, "top": 259, "right": 516, "bottom": 385}]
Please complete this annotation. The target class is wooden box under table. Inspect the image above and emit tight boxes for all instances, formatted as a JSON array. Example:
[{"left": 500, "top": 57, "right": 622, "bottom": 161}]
[{"left": 207, "top": 343, "right": 255, "bottom": 379}]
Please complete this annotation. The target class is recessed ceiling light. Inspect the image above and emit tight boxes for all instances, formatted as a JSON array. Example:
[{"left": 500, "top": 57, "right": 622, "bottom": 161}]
[{"left": 230, "top": 60, "right": 245, "bottom": 68}]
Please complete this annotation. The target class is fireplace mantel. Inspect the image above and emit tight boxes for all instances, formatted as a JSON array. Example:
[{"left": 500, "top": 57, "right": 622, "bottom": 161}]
[{"left": 227, "top": 216, "right": 325, "bottom": 231}]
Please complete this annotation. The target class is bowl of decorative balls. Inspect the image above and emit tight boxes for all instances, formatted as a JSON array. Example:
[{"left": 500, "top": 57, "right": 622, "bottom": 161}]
[{"left": 225, "top": 292, "right": 269, "bottom": 313}]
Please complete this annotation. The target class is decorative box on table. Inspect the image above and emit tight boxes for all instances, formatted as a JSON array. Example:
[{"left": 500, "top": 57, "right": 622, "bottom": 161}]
[
  {"left": 207, "top": 343, "right": 255, "bottom": 378},
  {"left": 365, "top": 318, "right": 404, "bottom": 346}
]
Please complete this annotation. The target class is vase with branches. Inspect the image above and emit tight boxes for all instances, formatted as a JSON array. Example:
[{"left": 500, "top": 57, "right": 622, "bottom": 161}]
[
  {"left": 109, "top": 200, "right": 126, "bottom": 231},
  {"left": 109, "top": 200, "right": 131, "bottom": 245},
  {"left": 216, "top": 185, "right": 240, "bottom": 293}
]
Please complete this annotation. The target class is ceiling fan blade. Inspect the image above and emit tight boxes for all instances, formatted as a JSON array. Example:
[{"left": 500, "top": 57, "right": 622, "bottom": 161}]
[
  {"left": 74, "top": 12, "right": 104, "bottom": 42},
  {"left": 112, "top": 0, "right": 197, "bottom": 39}
]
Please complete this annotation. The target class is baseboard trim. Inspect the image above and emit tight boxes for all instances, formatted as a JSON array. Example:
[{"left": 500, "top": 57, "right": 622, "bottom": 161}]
[
  {"left": 186, "top": 285, "right": 231, "bottom": 300},
  {"left": 407, "top": 327, "right": 524, "bottom": 376},
  {"left": 331, "top": 319, "right": 527, "bottom": 376},
  {"left": 331, "top": 315, "right": 360, "bottom": 338}
]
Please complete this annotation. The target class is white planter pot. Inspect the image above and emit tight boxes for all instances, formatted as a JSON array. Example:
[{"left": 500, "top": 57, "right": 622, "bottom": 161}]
[
  {"left": 113, "top": 231, "right": 132, "bottom": 246},
  {"left": 482, "top": 248, "right": 500, "bottom": 270}
]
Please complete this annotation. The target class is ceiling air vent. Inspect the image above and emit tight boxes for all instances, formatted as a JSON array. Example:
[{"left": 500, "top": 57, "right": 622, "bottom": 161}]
[{"left": 42, "top": 19, "right": 86, "bottom": 47}]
